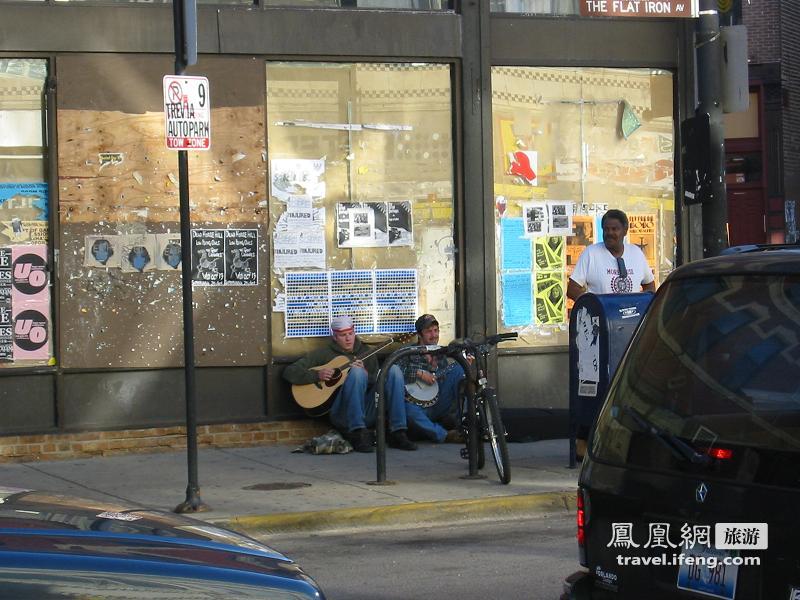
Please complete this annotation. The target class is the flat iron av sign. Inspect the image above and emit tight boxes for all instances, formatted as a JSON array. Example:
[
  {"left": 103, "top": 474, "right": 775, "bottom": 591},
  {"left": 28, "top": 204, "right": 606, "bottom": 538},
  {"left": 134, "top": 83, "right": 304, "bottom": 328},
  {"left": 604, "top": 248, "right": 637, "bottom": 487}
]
[
  {"left": 163, "top": 75, "right": 211, "bottom": 150},
  {"left": 580, "top": 0, "right": 699, "bottom": 18}
]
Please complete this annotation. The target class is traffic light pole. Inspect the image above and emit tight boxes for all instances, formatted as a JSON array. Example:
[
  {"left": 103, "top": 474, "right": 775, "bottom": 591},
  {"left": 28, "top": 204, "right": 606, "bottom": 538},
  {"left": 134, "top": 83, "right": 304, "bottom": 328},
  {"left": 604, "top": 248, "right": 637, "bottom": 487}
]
[{"left": 697, "top": 0, "right": 729, "bottom": 256}]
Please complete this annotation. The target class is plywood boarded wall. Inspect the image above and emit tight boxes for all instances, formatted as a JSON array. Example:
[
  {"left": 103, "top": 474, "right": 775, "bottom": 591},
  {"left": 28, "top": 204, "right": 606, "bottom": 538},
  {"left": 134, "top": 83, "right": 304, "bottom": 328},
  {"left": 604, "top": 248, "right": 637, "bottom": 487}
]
[{"left": 57, "top": 55, "right": 269, "bottom": 369}]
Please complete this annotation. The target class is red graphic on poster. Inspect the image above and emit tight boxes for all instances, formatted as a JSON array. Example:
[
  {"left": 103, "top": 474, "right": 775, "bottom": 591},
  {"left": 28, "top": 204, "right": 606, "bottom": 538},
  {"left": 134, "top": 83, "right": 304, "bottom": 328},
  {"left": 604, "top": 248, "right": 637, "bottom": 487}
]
[{"left": 507, "top": 151, "right": 537, "bottom": 185}]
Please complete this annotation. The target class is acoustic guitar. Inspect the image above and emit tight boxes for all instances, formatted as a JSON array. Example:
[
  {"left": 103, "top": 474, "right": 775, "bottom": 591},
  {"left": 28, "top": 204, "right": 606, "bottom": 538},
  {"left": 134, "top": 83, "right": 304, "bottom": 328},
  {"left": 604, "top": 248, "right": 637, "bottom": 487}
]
[{"left": 292, "top": 334, "right": 413, "bottom": 416}]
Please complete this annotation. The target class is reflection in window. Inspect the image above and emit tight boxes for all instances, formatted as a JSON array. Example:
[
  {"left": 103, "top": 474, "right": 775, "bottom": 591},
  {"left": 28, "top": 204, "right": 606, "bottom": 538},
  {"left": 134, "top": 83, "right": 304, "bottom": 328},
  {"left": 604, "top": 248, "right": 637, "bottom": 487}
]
[
  {"left": 491, "top": 67, "right": 675, "bottom": 348},
  {"left": 490, "top": 0, "right": 578, "bottom": 14},
  {"left": 266, "top": 62, "right": 455, "bottom": 358}
]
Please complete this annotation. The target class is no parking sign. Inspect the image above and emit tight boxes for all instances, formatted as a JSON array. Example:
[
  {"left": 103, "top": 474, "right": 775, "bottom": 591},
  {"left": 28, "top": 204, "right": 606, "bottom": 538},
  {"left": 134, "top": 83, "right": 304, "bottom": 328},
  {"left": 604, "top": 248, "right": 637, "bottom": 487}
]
[{"left": 163, "top": 75, "right": 211, "bottom": 150}]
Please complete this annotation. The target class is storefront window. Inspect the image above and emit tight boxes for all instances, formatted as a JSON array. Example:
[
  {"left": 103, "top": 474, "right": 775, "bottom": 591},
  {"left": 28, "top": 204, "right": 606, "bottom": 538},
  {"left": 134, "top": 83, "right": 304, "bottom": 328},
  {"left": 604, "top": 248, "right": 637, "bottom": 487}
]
[
  {"left": 490, "top": 0, "right": 578, "bottom": 14},
  {"left": 491, "top": 67, "right": 675, "bottom": 348},
  {"left": 0, "top": 59, "right": 52, "bottom": 368},
  {"left": 266, "top": 62, "right": 455, "bottom": 358}
]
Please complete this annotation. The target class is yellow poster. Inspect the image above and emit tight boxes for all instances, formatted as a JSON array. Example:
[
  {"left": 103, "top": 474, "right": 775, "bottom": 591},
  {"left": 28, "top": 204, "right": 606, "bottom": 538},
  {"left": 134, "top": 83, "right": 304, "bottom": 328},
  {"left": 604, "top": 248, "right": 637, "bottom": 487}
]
[
  {"left": 534, "top": 236, "right": 564, "bottom": 271},
  {"left": 534, "top": 271, "right": 565, "bottom": 325},
  {"left": 628, "top": 213, "right": 657, "bottom": 271}
]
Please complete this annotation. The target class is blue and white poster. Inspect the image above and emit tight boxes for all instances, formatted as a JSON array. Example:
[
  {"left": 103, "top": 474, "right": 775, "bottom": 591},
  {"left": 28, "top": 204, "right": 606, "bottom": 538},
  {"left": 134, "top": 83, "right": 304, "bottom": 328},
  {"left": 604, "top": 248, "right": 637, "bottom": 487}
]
[{"left": 0, "top": 182, "right": 48, "bottom": 245}]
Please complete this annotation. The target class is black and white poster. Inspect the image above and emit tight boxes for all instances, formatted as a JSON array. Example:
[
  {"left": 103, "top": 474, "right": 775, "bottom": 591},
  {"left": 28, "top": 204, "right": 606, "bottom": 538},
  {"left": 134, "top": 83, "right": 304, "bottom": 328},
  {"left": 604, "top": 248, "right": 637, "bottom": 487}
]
[
  {"left": 336, "top": 201, "right": 413, "bottom": 248},
  {"left": 0, "top": 247, "right": 11, "bottom": 302},
  {"left": 0, "top": 300, "right": 11, "bottom": 362},
  {"left": 224, "top": 229, "right": 258, "bottom": 286},
  {"left": 192, "top": 229, "right": 259, "bottom": 287},
  {"left": 191, "top": 229, "right": 225, "bottom": 285}
]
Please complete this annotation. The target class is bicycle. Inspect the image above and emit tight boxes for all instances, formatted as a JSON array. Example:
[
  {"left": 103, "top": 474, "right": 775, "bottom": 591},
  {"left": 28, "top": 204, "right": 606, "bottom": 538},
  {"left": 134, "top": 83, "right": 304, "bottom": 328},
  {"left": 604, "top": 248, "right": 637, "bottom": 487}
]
[{"left": 444, "top": 332, "right": 518, "bottom": 484}]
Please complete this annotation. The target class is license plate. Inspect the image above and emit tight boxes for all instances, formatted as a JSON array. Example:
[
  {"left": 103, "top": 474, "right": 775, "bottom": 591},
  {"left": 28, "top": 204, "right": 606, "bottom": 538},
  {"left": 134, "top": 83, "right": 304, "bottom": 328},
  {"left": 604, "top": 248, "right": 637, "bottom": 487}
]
[{"left": 676, "top": 545, "right": 738, "bottom": 599}]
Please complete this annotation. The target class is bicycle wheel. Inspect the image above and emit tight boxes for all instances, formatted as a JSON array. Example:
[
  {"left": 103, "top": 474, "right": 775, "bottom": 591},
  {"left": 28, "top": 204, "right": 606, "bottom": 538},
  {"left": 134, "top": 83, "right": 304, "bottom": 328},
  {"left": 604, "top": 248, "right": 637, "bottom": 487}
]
[{"left": 478, "top": 388, "right": 510, "bottom": 484}]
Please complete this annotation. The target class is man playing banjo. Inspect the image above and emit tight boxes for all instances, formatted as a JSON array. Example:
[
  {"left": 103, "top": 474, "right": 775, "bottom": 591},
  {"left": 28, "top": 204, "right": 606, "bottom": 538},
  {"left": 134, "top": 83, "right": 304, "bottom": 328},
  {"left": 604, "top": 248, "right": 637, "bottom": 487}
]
[{"left": 386, "top": 314, "right": 464, "bottom": 444}]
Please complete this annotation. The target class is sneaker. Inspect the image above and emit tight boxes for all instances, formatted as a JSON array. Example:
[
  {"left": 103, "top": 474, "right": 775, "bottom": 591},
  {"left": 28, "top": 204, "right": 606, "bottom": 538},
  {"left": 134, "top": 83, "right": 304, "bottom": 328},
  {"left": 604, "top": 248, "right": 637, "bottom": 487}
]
[
  {"left": 444, "top": 429, "right": 464, "bottom": 444},
  {"left": 387, "top": 430, "right": 417, "bottom": 451},
  {"left": 346, "top": 429, "right": 375, "bottom": 453}
]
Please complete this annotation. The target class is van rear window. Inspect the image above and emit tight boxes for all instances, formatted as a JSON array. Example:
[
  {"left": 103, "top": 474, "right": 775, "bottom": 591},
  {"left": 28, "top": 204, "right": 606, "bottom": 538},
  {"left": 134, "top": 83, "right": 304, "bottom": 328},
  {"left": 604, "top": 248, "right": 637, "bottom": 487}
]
[{"left": 593, "top": 274, "right": 800, "bottom": 485}]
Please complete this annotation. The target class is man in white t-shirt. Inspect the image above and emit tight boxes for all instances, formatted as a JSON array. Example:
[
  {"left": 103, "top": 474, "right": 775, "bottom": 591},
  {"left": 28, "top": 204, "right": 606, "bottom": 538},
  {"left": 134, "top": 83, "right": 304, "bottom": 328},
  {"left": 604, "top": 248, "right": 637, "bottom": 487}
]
[{"left": 567, "top": 209, "right": 656, "bottom": 301}]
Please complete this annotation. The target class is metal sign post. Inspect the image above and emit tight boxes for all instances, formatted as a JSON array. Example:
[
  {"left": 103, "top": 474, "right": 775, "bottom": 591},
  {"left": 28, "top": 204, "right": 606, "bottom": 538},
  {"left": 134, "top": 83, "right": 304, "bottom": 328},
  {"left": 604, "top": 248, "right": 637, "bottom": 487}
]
[{"left": 169, "top": 0, "right": 208, "bottom": 514}]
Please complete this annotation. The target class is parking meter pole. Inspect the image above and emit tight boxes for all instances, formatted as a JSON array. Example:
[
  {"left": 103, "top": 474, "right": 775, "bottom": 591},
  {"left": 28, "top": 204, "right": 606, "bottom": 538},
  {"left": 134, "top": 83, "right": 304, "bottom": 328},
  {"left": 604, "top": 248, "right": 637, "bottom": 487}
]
[
  {"left": 371, "top": 345, "right": 442, "bottom": 485},
  {"left": 172, "top": 30, "right": 206, "bottom": 513}
]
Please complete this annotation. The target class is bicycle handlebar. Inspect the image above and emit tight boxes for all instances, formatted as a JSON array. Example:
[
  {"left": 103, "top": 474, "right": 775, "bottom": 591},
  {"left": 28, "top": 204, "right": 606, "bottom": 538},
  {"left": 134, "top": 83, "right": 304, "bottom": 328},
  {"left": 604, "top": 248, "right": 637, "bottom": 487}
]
[{"left": 445, "top": 332, "right": 518, "bottom": 355}]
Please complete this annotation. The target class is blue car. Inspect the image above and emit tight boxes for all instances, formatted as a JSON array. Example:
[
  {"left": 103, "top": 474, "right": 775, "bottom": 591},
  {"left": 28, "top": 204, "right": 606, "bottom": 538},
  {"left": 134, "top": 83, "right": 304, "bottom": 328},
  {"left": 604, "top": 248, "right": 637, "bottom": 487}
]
[{"left": 0, "top": 486, "right": 326, "bottom": 599}]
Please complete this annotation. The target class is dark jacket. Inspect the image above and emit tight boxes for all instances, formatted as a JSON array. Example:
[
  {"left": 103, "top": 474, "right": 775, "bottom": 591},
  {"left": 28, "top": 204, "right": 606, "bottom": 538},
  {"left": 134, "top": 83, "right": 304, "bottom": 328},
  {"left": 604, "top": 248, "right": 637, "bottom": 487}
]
[{"left": 282, "top": 337, "right": 379, "bottom": 387}]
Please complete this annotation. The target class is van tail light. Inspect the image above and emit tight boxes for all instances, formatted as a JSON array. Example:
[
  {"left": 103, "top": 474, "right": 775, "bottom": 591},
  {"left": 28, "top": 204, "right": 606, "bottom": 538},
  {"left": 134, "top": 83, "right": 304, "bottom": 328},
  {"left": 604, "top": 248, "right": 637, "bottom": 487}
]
[
  {"left": 576, "top": 487, "right": 587, "bottom": 566},
  {"left": 702, "top": 447, "right": 734, "bottom": 460}
]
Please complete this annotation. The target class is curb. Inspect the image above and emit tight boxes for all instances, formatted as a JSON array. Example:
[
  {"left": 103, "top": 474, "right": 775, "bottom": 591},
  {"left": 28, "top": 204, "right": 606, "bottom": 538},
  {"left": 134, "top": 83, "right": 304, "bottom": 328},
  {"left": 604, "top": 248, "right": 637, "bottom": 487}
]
[{"left": 216, "top": 491, "right": 577, "bottom": 535}]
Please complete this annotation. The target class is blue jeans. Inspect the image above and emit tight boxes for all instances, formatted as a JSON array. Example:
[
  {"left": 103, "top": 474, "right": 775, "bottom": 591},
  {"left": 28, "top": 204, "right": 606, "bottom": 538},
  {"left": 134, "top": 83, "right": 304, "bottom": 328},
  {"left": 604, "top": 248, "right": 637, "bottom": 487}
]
[
  {"left": 329, "top": 367, "right": 407, "bottom": 434},
  {"left": 386, "top": 364, "right": 464, "bottom": 443}
]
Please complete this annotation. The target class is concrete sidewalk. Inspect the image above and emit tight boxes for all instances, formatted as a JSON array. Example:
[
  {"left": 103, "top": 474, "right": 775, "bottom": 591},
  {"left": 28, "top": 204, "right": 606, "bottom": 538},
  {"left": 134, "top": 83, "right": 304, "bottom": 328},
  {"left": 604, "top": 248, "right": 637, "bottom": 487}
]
[{"left": 0, "top": 438, "right": 579, "bottom": 535}]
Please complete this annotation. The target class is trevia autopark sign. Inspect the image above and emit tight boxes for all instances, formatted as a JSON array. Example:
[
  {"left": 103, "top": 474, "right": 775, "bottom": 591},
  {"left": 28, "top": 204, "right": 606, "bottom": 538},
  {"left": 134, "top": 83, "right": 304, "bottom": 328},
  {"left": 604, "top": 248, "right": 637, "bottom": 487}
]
[
  {"left": 163, "top": 75, "right": 211, "bottom": 150},
  {"left": 580, "top": 0, "right": 699, "bottom": 17}
]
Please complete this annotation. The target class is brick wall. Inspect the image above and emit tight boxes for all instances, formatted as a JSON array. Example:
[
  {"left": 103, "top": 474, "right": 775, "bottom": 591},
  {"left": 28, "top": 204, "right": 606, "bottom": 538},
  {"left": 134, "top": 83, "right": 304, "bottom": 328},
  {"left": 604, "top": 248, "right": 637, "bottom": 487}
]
[
  {"left": 0, "top": 420, "right": 329, "bottom": 463},
  {"left": 781, "top": 1, "right": 800, "bottom": 206},
  {"left": 743, "top": 0, "right": 780, "bottom": 64}
]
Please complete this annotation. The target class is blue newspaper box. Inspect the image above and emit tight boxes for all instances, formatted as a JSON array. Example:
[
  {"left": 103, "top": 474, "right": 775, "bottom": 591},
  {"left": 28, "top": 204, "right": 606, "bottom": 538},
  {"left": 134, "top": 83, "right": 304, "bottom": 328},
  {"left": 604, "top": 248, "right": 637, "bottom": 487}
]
[{"left": 568, "top": 292, "right": 653, "bottom": 466}]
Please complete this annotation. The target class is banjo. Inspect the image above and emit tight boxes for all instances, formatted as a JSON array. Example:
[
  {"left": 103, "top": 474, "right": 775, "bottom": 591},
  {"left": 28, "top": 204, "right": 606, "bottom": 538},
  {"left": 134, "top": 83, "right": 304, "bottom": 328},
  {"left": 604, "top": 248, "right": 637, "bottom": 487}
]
[{"left": 404, "top": 362, "right": 459, "bottom": 408}]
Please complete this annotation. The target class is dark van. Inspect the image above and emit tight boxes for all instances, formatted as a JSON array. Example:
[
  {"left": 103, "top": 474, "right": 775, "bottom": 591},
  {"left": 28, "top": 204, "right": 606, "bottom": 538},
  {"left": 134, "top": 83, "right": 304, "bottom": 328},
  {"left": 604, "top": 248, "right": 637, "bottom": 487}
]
[{"left": 563, "top": 246, "right": 800, "bottom": 599}]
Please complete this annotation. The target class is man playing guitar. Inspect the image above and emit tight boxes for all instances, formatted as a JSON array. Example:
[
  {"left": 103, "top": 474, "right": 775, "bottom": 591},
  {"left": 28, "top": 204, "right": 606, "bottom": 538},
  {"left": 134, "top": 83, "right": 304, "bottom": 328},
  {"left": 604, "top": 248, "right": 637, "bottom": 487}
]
[
  {"left": 387, "top": 314, "right": 465, "bottom": 444},
  {"left": 283, "top": 315, "right": 416, "bottom": 453}
]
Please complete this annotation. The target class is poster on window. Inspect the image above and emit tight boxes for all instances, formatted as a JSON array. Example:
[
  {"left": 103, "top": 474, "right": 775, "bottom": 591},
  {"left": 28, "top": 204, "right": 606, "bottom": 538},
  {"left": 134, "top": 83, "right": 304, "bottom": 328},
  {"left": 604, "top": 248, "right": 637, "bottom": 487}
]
[
  {"left": 336, "top": 202, "right": 413, "bottom": 248},
  {"left": 0, "top": 247, "right": 11, "bottom": 303},
  {"left": 273, "top": 229, "right": 326, "bottom": 269},
  {"left": 270, "top": 158, "right": 326, "bottom": 202},
  {"left": 0, "top": 300, "right": 11, "bottom": 362},
  {"left": 11, "top": 302, "right": 50, "bottom": 361},
  {"left": 628, "top": 213, "right": 657, "bottom": 272},
  {"left": 534, "top": 271, "right": 566, "bottom": 326},
  {"left": 547, "top": 201, "right": 573, "bottom": 236},
  {"left": 566, "top": 216, "right": 595, "bottom": 269},
  {"left": 0, "top": 182, "right": 49, "bottom": 246},
  {"left": 534, "top": 236, "right": 565, "bottom": 272},
  {"left": 522, "top": 202, "right": 548, "bottom": 237},
  {"left": 11, "top": 245, "right": 48, "bottom": 305}
]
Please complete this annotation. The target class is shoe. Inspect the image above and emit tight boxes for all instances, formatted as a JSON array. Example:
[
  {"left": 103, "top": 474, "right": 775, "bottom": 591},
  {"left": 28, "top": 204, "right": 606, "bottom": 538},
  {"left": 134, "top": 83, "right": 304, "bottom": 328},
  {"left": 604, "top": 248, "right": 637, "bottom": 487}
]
[
  {"left": 439, "top": 413, "right": 458, "bottom": 431},
  {"left": 444, "top": 429, "right": 464, "bottom": 444},
  {"left": 345, "top": 429, "right": 375, "bottom": 453},
  {"left": 387, "top": 430, "right": 417, "bottom": 451}
]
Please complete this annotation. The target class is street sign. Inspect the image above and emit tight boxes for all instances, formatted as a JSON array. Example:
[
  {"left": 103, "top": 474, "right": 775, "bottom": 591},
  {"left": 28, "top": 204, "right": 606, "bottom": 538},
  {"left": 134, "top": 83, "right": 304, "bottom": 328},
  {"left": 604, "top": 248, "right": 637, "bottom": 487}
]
[
  {"left": 579, "top": 0, "right": 699, "bottom": 18},
  {"left": 163, "top": 75, "right": 210, "bottom": 151}
]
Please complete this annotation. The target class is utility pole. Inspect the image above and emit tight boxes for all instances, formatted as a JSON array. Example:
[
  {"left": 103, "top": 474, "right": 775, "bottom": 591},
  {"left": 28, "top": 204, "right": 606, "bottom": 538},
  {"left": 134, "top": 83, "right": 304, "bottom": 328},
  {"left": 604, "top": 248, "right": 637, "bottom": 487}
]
[{"left": 696, "top": 0, "right": 729, "bottom": 256}]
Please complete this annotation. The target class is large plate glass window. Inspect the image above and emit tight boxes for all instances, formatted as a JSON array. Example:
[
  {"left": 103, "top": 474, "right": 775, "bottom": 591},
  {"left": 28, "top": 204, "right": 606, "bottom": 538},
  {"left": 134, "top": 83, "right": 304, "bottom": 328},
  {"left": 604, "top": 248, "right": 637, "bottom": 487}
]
[
  {"left": 266, "top": 62, "right": 455, "bottom": 358},
  {"left": 0, "top": 59, "right": 51, "bottom": 368},
  {"left": 491, "top": 66, "right": 675, "bottom": 348}
]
